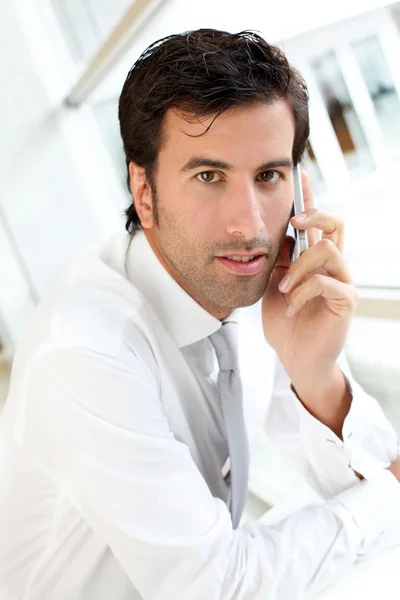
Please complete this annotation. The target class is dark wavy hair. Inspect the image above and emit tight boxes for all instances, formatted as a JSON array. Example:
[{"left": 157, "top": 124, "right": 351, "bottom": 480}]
[{"left": 118, "top": 29, "right": 310, "bottom": 232}]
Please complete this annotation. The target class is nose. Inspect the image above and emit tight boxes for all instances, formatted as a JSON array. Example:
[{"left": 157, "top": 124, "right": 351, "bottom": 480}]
[{"left": 225, "top": 181, "right": 265, "bottom": 240}]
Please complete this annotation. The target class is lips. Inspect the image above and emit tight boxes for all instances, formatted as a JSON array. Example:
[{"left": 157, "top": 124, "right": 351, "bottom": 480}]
[
  {"left": 221, "top": 253, "right": 263, "bottom": 262},
  {"left": 216, "top": 254, "right": 266, "bottom": 275}
]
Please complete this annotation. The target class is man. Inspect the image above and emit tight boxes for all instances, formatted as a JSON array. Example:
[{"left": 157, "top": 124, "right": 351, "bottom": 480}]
[{"left": 1, "top": 29, "right": 400, "bottom": 600}]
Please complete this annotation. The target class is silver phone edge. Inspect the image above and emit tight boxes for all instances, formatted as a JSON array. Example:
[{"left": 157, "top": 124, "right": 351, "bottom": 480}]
[{"left": 291, "top": 164, "right": 308, "bottom": 263}]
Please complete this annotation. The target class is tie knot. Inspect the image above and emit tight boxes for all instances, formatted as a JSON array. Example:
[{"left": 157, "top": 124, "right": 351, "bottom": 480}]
[{"left": 209, "top": 322, "right": 239, "bottom": 371}]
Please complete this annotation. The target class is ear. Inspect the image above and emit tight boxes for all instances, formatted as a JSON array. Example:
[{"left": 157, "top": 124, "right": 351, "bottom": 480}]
[{"left": 128, "top": 162, "right": 154, "bottom": 229}]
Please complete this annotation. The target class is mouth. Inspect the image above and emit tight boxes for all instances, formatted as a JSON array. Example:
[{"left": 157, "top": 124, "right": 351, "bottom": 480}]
[{"left": 215, "top": 253, "right": 267, "bottom": 275}]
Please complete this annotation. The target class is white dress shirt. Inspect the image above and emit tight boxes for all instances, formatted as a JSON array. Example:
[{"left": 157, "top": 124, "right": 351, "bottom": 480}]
[{"left": 1, "top": 230, "right": 400, "bottom": 600}]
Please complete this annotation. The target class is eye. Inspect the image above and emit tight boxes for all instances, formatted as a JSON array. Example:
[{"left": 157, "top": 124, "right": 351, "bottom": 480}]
[
  {"left": 196, "top": 171, "right": 221, "bottom": 183},
  {"left": 257, "top": 170, "right": 281, "bottom": 184}
]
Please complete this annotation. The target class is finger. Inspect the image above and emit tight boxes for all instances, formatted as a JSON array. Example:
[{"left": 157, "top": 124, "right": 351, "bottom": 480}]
[
  {"left": 291, "top": 207, "right": 345, "bottom": 253},
  {"left": 286, "top": 275, "right": 358, "bottom": 318},
  {"left": 278, "top": 239, "right": 353, "bottom": 295}
]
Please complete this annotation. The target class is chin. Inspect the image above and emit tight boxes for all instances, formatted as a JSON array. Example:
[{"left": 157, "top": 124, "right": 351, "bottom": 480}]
[
  {"left": 235, "top": 297, "right": 263, "bottom": 309},
  {"left": 217, "top": 290, "right": 265, "bottom": 309}
]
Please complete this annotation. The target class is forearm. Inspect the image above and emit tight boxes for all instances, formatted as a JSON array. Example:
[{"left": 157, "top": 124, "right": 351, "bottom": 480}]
[{"left": 290, "top": 363, "right": 352, "bottom": 439}]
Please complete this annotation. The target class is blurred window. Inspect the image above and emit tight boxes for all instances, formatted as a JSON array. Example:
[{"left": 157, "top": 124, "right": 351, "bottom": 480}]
[
  {"left": 353, "top": 36, "right": 400, "bottom": 161},
  {"left": 311, "top": 51, "right": 375, "bottom": 178},
  {"left": 93, "top": 98, "right": 126, "bottom": 187},
  {"left": 301, "top": 142, "right": 326, "bottom": 195},
  {"left": 50, "top": 0, "right": 132, "bottom": 63}
]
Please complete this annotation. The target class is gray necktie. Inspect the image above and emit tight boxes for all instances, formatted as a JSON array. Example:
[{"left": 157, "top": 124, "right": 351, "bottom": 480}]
[{"left": 210, "top": 322, "right": 249, "bottom": 529}]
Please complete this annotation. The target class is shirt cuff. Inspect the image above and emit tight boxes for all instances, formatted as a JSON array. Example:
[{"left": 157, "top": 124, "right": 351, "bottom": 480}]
[
  {"left": 290, "top": 371, "right": 400, "bottom": 496},
  {"left": 329, "top": 469, "right": 400, "bottom": 548}
]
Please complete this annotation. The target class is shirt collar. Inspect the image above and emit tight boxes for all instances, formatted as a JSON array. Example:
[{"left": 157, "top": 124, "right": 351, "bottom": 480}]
[{"left": 124, "top": 230, "right": 242, "bottom": 348}]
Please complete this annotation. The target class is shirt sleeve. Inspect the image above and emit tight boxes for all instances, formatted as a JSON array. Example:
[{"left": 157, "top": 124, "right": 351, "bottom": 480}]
[
  {"left": 15, "top": 344, "right": 400, "bottom": 600},
  {"left": 266, "top": 352, "right": 400, "bottom": 553}
]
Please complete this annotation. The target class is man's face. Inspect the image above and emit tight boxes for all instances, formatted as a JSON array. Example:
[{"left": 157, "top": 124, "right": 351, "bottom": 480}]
[{"left": 138, "top": 100, "right": 295, "bottom": 319}]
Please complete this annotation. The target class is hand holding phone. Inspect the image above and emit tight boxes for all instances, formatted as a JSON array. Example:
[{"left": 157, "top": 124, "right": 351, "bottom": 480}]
[{"left": 290, "top": 164, "right": 308, "bottom": 263}]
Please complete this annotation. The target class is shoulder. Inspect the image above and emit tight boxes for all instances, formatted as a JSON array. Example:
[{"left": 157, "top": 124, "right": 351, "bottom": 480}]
[
  {"left": 34, "top": 238, "right": 158, "bottom": 375},
  {"left": 50, "top": 277, "right": 144, "bottom": 355}
]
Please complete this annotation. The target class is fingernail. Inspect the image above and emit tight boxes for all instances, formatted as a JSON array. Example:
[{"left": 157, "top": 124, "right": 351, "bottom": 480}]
[
  {"left": 285, "top": 304, "right": 294, "bottom": 317},
  {"left": 279, "top": 275, "right": 291, "bottom": 292},
  {"left": 295, "top": 212, "right": 307, "bottom": 221}
]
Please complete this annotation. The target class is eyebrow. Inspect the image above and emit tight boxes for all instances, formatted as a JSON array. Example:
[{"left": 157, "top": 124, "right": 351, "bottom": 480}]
[{"left": 180, "top": 156, "right": 294, "bottom": 172}]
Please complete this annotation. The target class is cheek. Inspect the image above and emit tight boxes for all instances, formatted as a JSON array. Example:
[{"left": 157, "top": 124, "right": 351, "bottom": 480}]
[
  {"left": 162, "top": 199, "right": 209, "bottom": 245},
  {"left": 260, "top": 200, "right": 291, "bottom": 232},
  {"left": 180, "top": 189, "right": 215, "bottom": 228},
  {"left": 185, "top": 211, "right": 213, "bottom": 241}
]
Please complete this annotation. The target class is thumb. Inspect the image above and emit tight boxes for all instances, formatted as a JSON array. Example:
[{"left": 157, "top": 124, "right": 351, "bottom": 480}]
[
  {"left": 264, "top": 236, "right": 294, "bottom": 301},
  {"left": 274, "top": 235, "right": 295, "bottom": 271}
]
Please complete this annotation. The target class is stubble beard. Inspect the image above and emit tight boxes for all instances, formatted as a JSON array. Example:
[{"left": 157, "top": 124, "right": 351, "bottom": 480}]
[{"left": 153, "top": 195, "right": 287, "bottom": 311}]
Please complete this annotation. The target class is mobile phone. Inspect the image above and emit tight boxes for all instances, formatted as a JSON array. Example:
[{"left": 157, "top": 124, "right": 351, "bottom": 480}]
[{"left": 290, "top": 164, "right": 308, "bottom": 263}]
